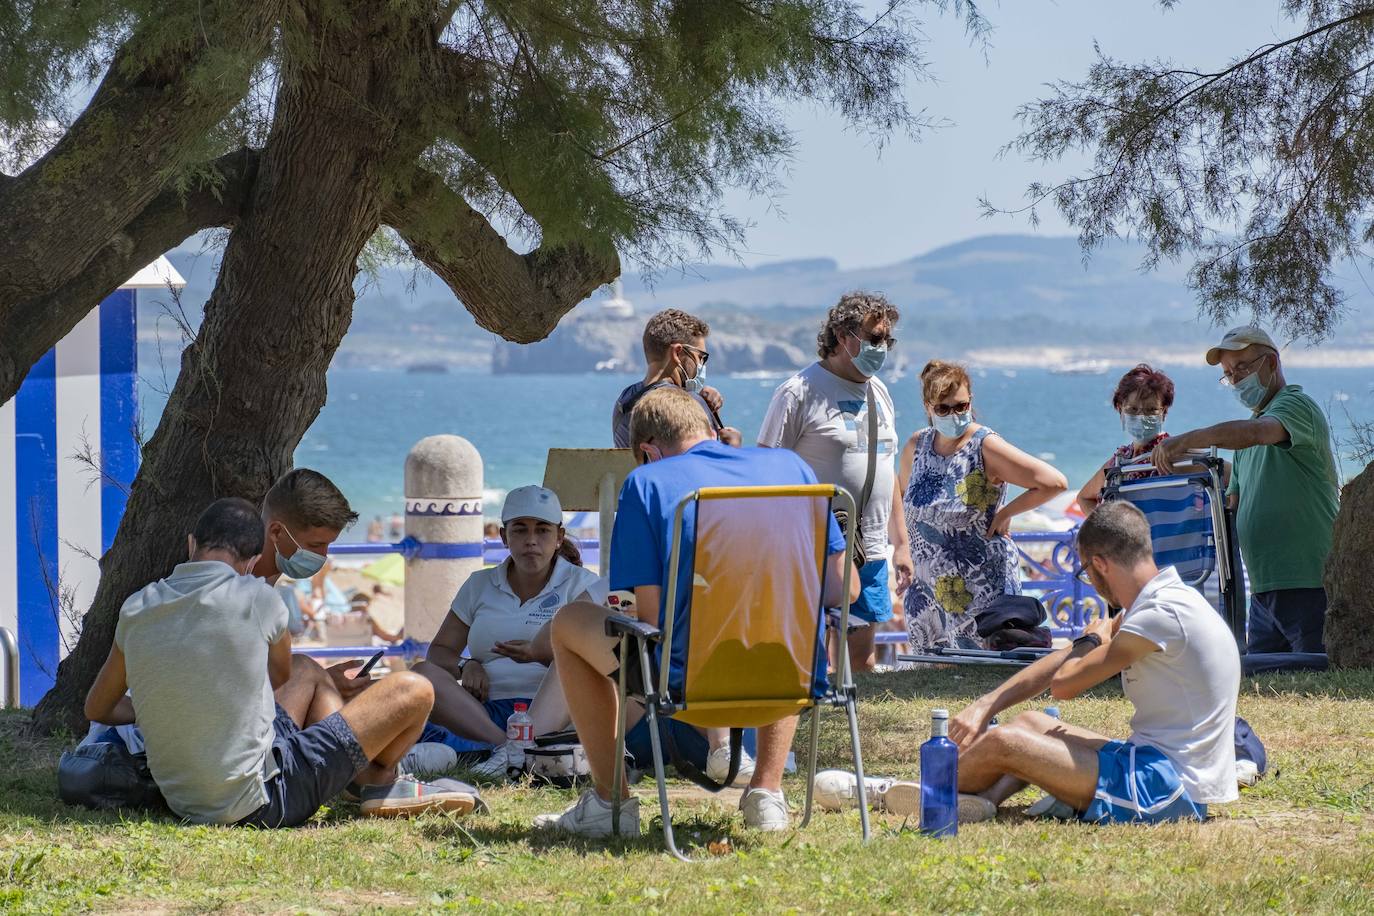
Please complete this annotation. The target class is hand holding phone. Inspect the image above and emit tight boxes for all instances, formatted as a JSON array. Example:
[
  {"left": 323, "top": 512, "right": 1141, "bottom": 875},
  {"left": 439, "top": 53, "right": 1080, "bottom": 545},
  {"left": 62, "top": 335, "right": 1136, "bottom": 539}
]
[{"left": 353, "top": 649, "right": 385, "bottom": 679}]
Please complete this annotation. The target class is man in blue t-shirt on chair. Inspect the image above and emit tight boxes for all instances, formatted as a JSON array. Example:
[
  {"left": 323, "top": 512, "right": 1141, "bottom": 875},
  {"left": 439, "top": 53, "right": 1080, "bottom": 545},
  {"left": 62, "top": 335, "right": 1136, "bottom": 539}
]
[{"left": 534, "top": 387, "right": 856, "bottom": 838}]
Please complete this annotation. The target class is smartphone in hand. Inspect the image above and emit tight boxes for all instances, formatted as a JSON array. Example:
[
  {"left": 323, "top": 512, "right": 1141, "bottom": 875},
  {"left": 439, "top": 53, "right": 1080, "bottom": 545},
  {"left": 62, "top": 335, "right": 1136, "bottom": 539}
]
[{"left": 353, "top": 649, "right": 385, "bottom": 679}]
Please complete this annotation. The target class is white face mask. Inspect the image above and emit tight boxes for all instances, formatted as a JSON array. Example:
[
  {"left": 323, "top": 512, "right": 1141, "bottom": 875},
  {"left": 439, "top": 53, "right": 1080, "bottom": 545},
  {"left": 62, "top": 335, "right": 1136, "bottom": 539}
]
[{"left": 1122, "top": 412, "right": 1165, "bottom": 445}]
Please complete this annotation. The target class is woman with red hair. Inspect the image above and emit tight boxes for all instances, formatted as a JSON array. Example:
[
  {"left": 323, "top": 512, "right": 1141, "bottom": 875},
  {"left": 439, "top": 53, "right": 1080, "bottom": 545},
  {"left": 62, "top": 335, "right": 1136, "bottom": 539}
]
[{"left": 1076, "top": 364, "right": 1176, "bottom": 512}]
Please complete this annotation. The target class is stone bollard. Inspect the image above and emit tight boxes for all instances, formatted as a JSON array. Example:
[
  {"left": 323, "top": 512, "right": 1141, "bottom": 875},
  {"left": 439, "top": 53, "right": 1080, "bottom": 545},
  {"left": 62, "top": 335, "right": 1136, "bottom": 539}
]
[{"left": 404, "top": 435, "right": 484, "bottom": 645}]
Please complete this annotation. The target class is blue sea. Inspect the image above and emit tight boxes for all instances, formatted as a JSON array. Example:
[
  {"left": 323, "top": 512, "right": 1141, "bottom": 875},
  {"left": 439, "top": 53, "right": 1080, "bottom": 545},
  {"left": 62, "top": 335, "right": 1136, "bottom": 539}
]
[{"left": 139, "top": 365, "right": 1373, "bottom": 540}]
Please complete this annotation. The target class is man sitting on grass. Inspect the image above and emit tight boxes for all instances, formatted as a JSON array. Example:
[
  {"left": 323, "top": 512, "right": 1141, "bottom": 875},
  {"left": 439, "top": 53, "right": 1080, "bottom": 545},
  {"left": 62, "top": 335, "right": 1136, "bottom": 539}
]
[
  {"left": 534, "top": 386, "right": 857, "bottom": 837},
  {"left": 85, "top": 497, "right": 478, "bottom": 826},
  {"left": 949, "top": 500, "right": 1241, "bottom": 823}
]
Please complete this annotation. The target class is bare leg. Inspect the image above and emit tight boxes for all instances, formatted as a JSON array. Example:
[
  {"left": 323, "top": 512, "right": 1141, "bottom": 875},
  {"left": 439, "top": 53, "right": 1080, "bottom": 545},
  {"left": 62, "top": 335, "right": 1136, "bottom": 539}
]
[
  {"left": 551, "top": 601, "right": 628, "bottom": 801},
  {"left": 750, "top": 715, "right": 798, "bottom": 791},
  {"left": 847, "top": 627, "right": 876, "bottom": 675},
  {"left": 956, "top": 711, "right": 1108, "bottom": 811},
  {"left": 338, "top": 670, "right": 434, "bottom": 785},
  {"left": 274, "top": 655, "right": 344, "bottom": 727},
  {"left": 411, "top": 659, "right": 506, "bottom": 745},
  {"left": 528, "top": 661, "right": 572, "bottom": 736}
]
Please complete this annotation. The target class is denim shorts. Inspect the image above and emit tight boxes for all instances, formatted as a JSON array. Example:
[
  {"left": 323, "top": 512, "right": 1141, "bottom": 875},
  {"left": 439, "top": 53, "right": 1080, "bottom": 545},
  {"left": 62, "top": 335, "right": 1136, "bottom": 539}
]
[
  {"left": 236, "top": 704, "right": 369, "bottom": 828},
  {"left": 1081, "top": 741, "right": 1208, "bottom": 825},
  {"left": 848, "top": 558, "right": 894, "bottom": 624}
]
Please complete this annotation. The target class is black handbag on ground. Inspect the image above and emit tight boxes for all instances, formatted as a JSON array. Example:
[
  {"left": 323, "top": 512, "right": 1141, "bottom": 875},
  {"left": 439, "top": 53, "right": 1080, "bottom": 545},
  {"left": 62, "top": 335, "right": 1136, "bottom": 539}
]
[{"left": 58, "top": 737, "right": 166, "bottom": 812}]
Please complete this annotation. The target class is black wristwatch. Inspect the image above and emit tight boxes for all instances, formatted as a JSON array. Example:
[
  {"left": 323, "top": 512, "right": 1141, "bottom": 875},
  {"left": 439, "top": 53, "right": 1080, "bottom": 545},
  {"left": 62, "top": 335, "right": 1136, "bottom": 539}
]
[{"left": 1072, "top": 632, "right": 1103, "bottom": 651}]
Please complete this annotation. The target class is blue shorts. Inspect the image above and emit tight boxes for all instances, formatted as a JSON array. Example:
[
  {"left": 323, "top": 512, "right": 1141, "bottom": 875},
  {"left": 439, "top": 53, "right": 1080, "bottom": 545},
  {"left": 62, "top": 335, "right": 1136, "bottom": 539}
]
[
  {"left": 624, "top": 717, "right": 710, "bottom": 773},
  {"left": 1081, "top": 741, "right": 1208, "bottom": 825},
  {"left": 237, "top": 704, "right": 369, "bottom": 828},
  {"left": 420, "top": 698, "right": 534, "bottom": 754},
  {"left": 848, "top": 558, "right": 893, "bottom": 624}
]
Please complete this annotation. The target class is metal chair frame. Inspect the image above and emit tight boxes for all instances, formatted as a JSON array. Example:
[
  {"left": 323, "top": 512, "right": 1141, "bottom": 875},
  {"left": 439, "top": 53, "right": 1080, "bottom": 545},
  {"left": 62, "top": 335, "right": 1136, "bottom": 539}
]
[{"left": 605, "top": 484, "right": 870, "bottom": 860}]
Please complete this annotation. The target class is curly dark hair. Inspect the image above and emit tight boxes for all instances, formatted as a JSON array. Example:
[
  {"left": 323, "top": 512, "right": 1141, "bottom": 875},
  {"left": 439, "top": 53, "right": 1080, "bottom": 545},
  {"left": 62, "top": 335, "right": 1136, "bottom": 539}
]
[
  {"left": 1111, "top": 364, "right": 1175, "bottom": 411},
  {"left": 816, "top": 291, "right": 900, "bottom": 358}
]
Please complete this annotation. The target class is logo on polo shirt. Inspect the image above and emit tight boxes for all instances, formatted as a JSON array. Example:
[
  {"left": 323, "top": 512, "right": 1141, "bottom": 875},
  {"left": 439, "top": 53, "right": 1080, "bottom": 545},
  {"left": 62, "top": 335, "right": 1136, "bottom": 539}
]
[{"left": 539, "top": 593, "right": 561, "bottom": 611}]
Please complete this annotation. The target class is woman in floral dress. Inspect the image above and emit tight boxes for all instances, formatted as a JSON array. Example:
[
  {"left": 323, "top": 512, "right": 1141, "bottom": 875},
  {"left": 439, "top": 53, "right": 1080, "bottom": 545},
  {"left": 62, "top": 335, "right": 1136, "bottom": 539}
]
[{"left": 898, "top": 361, "right": 1069, "bottom": 652}]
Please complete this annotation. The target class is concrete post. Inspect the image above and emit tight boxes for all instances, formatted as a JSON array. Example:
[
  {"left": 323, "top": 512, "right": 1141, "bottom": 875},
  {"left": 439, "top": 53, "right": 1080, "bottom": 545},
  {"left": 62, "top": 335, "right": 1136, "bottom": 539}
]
[{"left": 404, "top": 435, "right": 484, "bottom": 645}]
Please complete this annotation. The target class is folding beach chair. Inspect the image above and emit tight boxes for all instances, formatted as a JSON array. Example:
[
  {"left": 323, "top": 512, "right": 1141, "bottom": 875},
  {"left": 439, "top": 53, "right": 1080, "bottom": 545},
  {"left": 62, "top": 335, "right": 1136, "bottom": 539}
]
[
  {"left": 1101, "top": 449, "right": 1246, "bottom": 649},
  {"left": 604, "top": 484, "right": 870, "bottom": 860}
]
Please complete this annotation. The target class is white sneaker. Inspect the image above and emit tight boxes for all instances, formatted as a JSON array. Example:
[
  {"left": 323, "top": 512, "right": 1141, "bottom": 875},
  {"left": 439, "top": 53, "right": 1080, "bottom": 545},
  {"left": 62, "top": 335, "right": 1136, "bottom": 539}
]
[
  {"left": 705, "top": 745, "right": 756, "bottom": 786},
  {"left": 398, "top": 742, "right": 458, "bottom": 779},
  {"left": 471, "top": 742, "right": 519, "bottom": 780},
  {"left": 533, "top": 789, "right": 639, "bottom": 838},
  {"left": 1025, "top": 793, "right": 1078, "bottom": 820},
  {"left": 1236, "top": 759, "right": 1261, "bottom": 788},
  {"left": 739, "top": 787, "right": 789, "bottom": 831},
  {"left": 812, "top": 769, "right": 919, "bottom": 815}
]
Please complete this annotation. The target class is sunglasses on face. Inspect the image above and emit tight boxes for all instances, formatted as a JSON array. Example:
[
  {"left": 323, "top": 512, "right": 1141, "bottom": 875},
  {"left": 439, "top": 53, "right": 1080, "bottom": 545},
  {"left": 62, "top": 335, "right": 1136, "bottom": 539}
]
[
  {"left": 680, "top": 344, "right": 709, "bottom": 366},
  {"left": 850, "top": 329, "right": 897, "bottom": 348},
  {"left": 930, "top": 400, "right": 971, "bottom": 417}
]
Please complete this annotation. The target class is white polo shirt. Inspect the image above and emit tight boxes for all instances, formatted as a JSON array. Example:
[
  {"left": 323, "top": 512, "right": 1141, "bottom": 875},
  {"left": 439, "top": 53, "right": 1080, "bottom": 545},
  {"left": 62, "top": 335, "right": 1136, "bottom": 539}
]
[
  {"left": 1119, "top": 566, "right": 1241, "bottom": 804},
  {"left": 450, "top": 556, "right": 600, "bottom": 700}
]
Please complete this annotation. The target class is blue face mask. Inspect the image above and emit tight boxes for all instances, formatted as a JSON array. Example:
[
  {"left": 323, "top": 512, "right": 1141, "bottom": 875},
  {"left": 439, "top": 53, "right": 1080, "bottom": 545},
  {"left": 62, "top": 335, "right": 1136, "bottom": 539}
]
[
  {"left": 1232, "top": 367, "right": 1269, "bottom": 411},
  {"left": 932, "top": 410, "right": 972, "bottom": 438},
  {"left": 850, "top": 335, "right": 887, "bottom": 378},
  {"left": 275, "top": 525, "right": 327, "bottom": 579},
  {"left": 1123, "top": 412, "right": 1165, "bottom": 445}
]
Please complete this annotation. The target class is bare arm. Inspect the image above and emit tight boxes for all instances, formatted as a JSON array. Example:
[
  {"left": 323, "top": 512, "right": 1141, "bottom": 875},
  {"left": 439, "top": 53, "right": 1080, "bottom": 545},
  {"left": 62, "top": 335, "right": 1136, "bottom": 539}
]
[
  {"left": 1051, "top": 628, "right": 1157, "bottom": 700},
  {"left": 85, "top": 645, "right": 135, "bottom": 726},
  {"left": 1076, "top": 460, "right": 1111, "bottom": 514},
  {"left": 267, "top": 634, "right": 293, "bottom": 690},
  {"left": 982, "top": 433, "right": 1070, "bottom": 534},
  {"left": 1153, "top": 417, "right": 1287, "bottom": 473},
  {"left": 425, "top": 612, "right": 472, "bottom": 678}
]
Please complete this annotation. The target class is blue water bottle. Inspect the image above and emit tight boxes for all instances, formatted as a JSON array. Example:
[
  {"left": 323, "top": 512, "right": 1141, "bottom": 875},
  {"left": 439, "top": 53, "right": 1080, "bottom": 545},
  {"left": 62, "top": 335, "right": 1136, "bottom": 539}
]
[{"left": 920, "top": 708, "right": 959, "bottom": 838}]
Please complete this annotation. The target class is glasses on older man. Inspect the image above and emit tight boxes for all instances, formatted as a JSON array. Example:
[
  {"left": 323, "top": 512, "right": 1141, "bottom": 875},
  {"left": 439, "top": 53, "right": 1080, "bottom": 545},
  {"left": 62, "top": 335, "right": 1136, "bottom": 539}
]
[{"left": 1219, "top": 354, "right": 1267, "bottom": 386}]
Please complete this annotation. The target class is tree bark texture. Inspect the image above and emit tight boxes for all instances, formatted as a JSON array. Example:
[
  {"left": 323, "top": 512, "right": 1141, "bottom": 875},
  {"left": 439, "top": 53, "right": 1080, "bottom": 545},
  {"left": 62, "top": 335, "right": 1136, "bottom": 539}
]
[
  {"left": 29, "top": 5, "right": 430, "bottom": 735},
  {"left": 1324, "top": 463, "right": 1374, "bottom": 668},
  {"left": 0, "top": 0, "right": 280, "bottom": 406}
]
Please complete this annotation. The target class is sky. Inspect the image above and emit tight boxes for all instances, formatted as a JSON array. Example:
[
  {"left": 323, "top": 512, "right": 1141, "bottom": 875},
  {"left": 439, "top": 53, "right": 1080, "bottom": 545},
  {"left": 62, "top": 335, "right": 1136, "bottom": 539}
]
[{"left": 719, "top": 0, "right": 1289, "bottom": 269}]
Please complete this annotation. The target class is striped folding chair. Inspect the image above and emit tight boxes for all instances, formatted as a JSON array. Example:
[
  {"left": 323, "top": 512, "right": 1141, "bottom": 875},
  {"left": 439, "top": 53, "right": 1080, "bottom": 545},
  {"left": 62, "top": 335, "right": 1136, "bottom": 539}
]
[
  {"left": 604, "top": 484, "right": 870, "bottom": 860},
  {"left": 1101, "top": 450, "right": 1246, "bottom": 648}
]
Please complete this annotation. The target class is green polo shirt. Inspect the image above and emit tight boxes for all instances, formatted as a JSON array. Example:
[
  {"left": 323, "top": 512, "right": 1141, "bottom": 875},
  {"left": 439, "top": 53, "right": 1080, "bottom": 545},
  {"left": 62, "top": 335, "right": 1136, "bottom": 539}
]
[{"left": 1226, "top": 385, "right": 1340, "bottom": 593}]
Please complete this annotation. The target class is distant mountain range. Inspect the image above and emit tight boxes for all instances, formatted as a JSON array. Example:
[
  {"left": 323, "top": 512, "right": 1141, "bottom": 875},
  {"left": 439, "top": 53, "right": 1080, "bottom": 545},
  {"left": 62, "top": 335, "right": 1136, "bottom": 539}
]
[{"left": 143, "top": 234, "right": 1374, "bottom": 377}]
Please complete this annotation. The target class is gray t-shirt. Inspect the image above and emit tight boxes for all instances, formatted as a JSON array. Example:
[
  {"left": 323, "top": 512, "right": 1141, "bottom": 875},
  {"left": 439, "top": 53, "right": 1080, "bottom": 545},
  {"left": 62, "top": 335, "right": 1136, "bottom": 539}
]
[
  {"left": 115, "top": 560, "right": 289, "bottom": 824},
  {"left": 757, "top": 362, "right": 897, "bottom": 560}
]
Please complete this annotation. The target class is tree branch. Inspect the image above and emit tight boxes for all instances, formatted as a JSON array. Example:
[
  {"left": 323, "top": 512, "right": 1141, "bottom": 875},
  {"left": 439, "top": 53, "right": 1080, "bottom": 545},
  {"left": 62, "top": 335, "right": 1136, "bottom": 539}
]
[
  {"left": 382, "top": 166, "right": 618, "bottom": 342},
  {"left": 0, "top": 149, "right": 260, "bottom": 404}
]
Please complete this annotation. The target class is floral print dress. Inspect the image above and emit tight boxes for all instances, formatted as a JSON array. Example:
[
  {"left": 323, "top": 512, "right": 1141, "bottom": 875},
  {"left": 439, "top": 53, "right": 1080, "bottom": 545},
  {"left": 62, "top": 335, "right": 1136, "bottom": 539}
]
[{"left": 903, "top": 426, "right": 1021, "bottom": 652}]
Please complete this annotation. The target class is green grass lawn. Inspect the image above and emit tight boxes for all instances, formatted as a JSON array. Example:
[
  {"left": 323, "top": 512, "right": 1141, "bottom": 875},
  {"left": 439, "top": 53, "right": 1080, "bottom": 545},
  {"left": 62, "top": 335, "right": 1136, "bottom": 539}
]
[{"left": 4, "top": 667, "right": 1373, "bottom": 914}]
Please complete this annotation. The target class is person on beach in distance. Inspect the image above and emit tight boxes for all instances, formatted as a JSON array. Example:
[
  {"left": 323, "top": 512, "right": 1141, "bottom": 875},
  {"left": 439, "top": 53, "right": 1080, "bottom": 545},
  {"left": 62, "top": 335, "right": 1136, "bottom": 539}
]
[
  {"left": 1152, "top": 325, "right": 1340, "bottom": 654},
  {"left": 611, "top": 307, "right": 742, "bottom": 448},
  {"left": 1077, "top": 364, "right": 1178, "bottom": 513},
  {"left": 757, "top": 292, "right": 913, "bottom": 674},
  {"left": 898, "top": 361, "right": 1068, "bottom": 652},
  {"left": 534, "top": 387, "right": 859, "bottom": 837},
  {"left": 84, "top": 498, "right": 480, "bottom": 826},
  {"left": 944, "top": 501, "right": 1240, "bottom": 825},
  {"left": 412, "top": 486, "right": 600, "bottom": 779}
]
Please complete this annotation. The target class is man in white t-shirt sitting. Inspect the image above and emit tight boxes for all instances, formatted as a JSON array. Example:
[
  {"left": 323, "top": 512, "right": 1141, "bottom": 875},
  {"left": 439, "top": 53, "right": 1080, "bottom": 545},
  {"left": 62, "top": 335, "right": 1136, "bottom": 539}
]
[
  {"left": 944, "top": 500, "right": 1241, "bottom": 823},
  {"left": 758, "top": 292, "right": 913, "bottom": 673}
]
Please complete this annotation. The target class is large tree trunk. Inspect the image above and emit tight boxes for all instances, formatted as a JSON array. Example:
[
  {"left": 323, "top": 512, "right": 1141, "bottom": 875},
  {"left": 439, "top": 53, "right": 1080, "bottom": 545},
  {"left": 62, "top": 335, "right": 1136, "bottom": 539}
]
[
  {"left": 29, "top": 5, "right": 428, "bottom": 736},
  {"left": 0, "top": 1, "right": 280, "bottom": 406},
  {"left": 1325, "top": 463, "right": 1374, "bottom": 668}
]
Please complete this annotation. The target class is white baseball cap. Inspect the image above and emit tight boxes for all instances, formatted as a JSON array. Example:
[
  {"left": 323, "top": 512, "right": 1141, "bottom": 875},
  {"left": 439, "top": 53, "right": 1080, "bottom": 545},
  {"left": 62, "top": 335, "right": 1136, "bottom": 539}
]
[
  {"left": 501, "top": 485, "right": 563, "bottom": 526},
  {"left": 1206, "top": 325, "right": 1279, "bottom": 366}
]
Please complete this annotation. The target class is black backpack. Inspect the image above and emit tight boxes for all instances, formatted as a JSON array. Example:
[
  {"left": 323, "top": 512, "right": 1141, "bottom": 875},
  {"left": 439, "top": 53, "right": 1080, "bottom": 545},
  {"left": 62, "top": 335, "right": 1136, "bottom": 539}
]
[{"left": 57, "top": 736, "right": 166, "bottom": 812}]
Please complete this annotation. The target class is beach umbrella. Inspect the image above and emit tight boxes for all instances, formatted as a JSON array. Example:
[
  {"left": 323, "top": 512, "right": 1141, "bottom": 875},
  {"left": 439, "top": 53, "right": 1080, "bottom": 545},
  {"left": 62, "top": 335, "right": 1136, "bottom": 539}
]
[{"left": 360, "top": 552, "right": 405, "bottom": 587}]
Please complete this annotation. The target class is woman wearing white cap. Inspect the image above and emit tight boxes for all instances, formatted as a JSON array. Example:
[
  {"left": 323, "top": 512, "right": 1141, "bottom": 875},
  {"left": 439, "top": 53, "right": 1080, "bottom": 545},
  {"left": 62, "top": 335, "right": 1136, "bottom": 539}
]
[{"left": 414, "top": 486, "right": 600, "bottom": 778}]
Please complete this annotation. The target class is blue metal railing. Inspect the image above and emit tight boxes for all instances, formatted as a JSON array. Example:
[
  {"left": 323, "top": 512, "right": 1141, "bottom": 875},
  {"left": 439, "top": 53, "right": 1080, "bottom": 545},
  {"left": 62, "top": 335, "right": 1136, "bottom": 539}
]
[{"left": 315, "top": 529, "right": 1100, "bottom": 661}]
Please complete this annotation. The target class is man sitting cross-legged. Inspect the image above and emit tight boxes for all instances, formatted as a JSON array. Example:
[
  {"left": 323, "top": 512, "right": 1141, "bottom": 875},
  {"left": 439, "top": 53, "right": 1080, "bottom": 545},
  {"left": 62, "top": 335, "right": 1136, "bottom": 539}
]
[
  {"left": 85, "top": 497, "right": 479, "bottom": 826},
  {"left": 534, "top": 386, "right": 858, "bottom": 837},
  {"left": 950, "top": 500, "right": 1240, "bottom": 823}
]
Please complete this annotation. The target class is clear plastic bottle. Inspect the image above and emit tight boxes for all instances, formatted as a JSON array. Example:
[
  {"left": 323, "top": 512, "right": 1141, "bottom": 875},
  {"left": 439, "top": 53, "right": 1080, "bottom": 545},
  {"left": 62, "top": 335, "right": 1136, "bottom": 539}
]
[
  {"left": 506, "top": 702, "right": 534, "bottom": 771},
  {"left": 919, "top": 708, "right": 959, "bottom": 838}
]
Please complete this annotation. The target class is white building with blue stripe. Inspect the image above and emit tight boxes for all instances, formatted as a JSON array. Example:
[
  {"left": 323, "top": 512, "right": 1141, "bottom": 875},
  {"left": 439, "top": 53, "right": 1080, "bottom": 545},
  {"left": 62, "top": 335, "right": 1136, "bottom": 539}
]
[{"left": 1, "top": 257, "right": 184, "bottom": 706}]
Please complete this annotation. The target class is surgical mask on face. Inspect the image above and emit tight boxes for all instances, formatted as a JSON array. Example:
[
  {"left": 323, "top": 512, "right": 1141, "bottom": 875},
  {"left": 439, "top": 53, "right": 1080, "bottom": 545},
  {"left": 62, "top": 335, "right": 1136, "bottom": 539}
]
[
  {"left": 275, "top": 525, "right": 327, "bottom": 579},
  {"left": 1232, "top": 368, "right": 1269, "bottom": 410},
  {"left": 850, "top": 335, "right": 887, "bottom": 378},
  {"left": 932, "top": 410, "right": 973, "bottom": 438},
  {"left": 1123, "top": 412, "right": 1165, "bottom": 444}
]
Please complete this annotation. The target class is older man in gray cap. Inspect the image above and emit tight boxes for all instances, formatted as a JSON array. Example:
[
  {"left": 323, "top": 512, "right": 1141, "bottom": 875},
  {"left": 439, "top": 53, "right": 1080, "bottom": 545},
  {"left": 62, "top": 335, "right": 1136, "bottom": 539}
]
[{"left": 1153, "top": 325, "right": 1340, "bottom": 653}]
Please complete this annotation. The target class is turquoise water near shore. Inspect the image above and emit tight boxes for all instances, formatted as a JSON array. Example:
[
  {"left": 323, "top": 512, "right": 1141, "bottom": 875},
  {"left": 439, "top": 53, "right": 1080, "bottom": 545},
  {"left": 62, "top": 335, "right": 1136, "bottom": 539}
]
[{"left": 140, "top": 365, "right": 1373, "bottom": 538}]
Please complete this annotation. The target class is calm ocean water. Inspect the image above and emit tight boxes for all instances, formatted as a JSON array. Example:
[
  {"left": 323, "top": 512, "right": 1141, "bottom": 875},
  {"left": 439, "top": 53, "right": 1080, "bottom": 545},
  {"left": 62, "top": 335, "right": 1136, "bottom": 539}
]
[{"left": 139, "top": 365, "right": 1373, "bottom": 540}]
